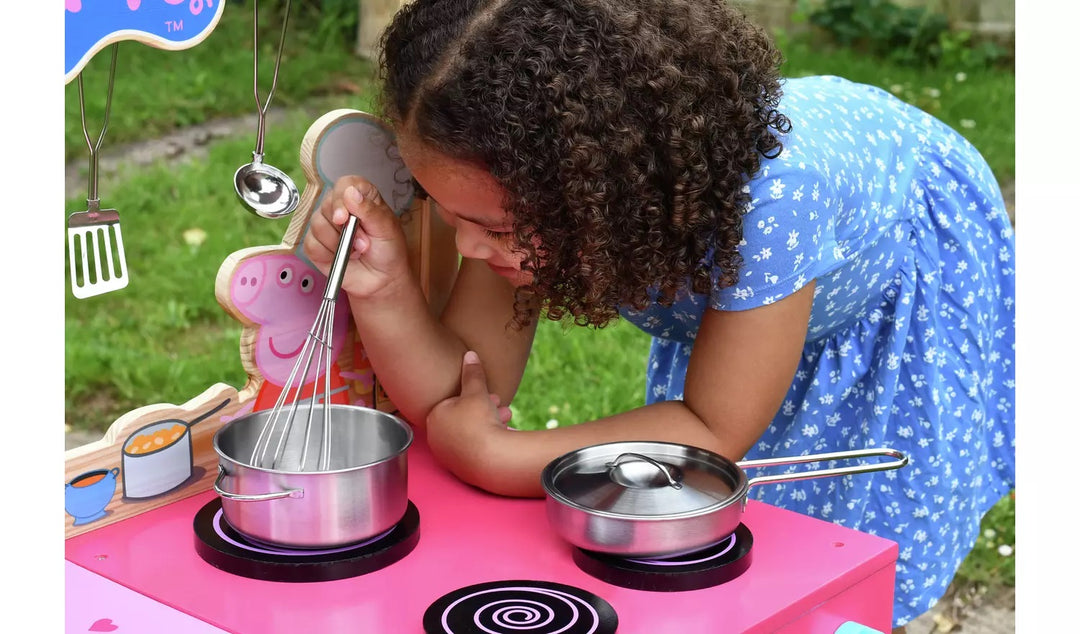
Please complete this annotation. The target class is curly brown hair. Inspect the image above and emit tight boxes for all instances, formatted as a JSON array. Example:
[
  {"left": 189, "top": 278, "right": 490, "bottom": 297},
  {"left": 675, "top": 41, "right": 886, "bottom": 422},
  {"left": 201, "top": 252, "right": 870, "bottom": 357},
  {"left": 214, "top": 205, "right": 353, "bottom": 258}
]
[{"left": 378, "top": 0, "right": 790, "bottom": 328}]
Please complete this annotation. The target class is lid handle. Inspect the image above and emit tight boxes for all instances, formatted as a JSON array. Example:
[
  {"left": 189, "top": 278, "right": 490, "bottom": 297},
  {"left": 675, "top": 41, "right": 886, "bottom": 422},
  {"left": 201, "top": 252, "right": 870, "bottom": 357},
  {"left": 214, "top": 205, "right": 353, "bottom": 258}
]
[{"left": 606, "top": 453, "right": 683, "bottom": 490}]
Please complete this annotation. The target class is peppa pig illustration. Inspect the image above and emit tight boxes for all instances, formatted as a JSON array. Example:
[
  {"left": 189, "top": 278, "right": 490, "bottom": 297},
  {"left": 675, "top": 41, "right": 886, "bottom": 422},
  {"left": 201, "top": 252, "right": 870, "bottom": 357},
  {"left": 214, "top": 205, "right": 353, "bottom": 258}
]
[{"left": 226, "top": 252, "right": 357, "bottom": 418}]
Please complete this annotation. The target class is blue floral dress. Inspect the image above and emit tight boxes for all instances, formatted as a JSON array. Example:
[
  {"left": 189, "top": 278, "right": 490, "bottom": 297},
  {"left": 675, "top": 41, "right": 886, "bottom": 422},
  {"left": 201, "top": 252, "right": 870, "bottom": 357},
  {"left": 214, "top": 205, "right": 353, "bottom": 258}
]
[{"left": 619, "top": 75, "right": 1015, "bottom": 626}]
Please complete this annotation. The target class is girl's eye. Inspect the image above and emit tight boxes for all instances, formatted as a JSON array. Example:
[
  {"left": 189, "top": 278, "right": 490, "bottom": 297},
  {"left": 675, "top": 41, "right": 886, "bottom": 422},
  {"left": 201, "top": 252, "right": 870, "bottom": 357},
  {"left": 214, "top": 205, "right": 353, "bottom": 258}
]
[{"left": 483, "top": 228, "right": 512, "bottom": 241}]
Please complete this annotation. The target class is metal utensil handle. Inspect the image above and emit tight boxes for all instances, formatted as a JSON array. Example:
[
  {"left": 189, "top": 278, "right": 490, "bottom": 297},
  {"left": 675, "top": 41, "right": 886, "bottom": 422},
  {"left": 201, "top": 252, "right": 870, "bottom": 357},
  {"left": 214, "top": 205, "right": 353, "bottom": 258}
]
[
  {"left": 78, "top": 42, "right": 119, "bottom": 208},
  {"left": 606, "top": 452, "right": 683, "bottom": 490},
  {"left": 324, "top": 215, "right": 358, "bottom": 300},
  {"left": 214, "top": 466, "right": 303, "bottom": 501},
  {"left": 251, "top": 0, "right": 293, "bottom": 155},
  {"left": 737, "top": 448, "right": 908, "bottom": 488}
]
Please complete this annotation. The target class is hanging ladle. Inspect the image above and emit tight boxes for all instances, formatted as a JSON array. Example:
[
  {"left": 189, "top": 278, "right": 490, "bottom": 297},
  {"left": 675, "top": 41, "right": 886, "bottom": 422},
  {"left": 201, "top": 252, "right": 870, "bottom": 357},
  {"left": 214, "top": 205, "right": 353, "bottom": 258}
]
[{"left": 234, "top": 0, "right": 299, "bottom": 219}]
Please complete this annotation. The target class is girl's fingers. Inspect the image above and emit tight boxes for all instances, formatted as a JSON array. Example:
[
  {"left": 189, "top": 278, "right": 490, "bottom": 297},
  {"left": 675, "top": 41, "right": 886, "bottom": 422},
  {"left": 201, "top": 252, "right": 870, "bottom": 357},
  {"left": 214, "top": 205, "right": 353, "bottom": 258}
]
[
  {"left": 497, "top": 406, "right": 513, "bottom": 425},
  {"left": 351, "top": 228, "right": 371, "bottom": 256},
  {"left": 343, "top": 185, "right": 365, "bottom": 217}
]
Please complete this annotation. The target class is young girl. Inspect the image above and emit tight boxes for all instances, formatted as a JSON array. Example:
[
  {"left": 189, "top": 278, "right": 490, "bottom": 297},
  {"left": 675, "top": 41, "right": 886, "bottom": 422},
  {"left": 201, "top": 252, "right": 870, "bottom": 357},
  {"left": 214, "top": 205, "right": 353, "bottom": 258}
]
[{"left": 303, "top": 0, "right": 1015, "bottom": 629}]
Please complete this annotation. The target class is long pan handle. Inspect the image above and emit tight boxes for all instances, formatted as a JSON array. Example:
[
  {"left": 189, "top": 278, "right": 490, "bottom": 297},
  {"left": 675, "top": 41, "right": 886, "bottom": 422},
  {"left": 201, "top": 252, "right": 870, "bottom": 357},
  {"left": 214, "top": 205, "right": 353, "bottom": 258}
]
[{"left": 737, "top": 447, "right": 908, "bottom": 488}]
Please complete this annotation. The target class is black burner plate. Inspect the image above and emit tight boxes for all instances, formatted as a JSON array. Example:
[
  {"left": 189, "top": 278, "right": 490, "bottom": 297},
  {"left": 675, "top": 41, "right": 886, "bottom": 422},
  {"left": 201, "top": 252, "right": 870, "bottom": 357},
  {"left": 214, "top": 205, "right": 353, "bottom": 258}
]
[
  {"left": 423, "top": 579, "right": 618, "bottom": 634},
  {"left": 193, "top": 498, "right": 419, "bottom": 582},
  {"left": 573, "top": 523, "right": 753, "bottom": 592}
]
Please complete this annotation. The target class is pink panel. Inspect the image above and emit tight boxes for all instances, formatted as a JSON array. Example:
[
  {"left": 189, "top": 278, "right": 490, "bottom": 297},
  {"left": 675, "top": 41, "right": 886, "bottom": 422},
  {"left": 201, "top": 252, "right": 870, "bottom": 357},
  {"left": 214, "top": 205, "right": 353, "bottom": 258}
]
[
  {"left": 66, "top": 561, "right": 229, "bottom": 633},
  {"left": 772, "top": 565, "right": 896, "bottom": 633}
]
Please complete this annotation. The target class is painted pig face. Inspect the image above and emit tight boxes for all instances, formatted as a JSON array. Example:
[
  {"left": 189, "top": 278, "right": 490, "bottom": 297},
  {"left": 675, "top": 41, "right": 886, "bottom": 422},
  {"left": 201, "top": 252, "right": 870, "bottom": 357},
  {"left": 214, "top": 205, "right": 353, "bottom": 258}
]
[{"left": 230, "top": 253, "right": 350, "bottom": 386}]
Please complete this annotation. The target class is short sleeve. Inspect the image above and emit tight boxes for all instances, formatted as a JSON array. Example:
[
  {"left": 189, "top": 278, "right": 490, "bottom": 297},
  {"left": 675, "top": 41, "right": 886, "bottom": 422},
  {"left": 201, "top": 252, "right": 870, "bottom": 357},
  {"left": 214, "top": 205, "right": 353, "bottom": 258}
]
[{"left": 711, "top": 160, "right": 844, "bottom": 311}]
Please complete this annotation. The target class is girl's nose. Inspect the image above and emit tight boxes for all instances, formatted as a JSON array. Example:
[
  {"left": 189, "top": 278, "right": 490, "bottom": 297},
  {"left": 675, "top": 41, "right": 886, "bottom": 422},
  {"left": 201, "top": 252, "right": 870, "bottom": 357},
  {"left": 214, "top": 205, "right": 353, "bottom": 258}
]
[{"left": 454, "top": 225, "right": 495, "bottom": 261}]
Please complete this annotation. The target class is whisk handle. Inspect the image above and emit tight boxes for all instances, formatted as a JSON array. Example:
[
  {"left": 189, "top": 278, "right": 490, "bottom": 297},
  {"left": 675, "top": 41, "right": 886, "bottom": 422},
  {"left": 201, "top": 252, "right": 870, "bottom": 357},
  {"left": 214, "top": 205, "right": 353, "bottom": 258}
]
[{"left": 325, "top": 215, "right": 358, "bottom": 300}]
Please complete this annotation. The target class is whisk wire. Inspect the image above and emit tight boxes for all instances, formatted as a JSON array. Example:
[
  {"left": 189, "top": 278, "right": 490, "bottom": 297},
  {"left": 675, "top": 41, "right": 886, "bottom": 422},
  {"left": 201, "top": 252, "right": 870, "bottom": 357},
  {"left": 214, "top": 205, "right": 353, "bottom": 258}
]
[
  {"left": 296, "top": 307, "right": 333, "bottom": 470},
  {"left": 249, "top": 215, "right": 360, "bottom": 472},
  {"left": 249, "top": 306, "right": 324, "bottom": 468}
]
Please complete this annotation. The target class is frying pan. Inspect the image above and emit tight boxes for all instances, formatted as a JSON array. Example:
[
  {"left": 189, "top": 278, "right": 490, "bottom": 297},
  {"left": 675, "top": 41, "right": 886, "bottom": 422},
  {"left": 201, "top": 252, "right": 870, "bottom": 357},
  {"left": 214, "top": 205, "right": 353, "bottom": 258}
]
[{"left": 541, "top": 441, "right": 908, "bottom": 558}]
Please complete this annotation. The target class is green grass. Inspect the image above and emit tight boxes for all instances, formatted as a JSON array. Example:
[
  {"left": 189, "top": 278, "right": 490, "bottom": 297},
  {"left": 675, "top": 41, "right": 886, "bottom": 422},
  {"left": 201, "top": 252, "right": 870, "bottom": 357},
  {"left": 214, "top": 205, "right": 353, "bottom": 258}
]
[
  {"left": 64, "top": 118, "right": 308, "bottom": 425},
  {"left": 509, "top": 321, "right": 650, "bottom": 431},
  {"left": 65, "top": 2, "right": 376, "bottom": 163},
  {"left": 776, "top": 31, "right": 1015, "bottom": 182},
  {"left": 954, "top": 492, "right": 1016, "bottom": 589},
  {"left": 64, "top": 9, "right": 1014, "bottom": 596}
]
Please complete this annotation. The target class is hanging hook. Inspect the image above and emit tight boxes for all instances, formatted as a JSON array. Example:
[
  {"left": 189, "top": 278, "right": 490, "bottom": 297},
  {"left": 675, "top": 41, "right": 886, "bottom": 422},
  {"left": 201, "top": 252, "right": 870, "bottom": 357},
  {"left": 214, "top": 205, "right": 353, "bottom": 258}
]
[
  {"left": 252, "top": 0, "right": 293, "bottom": 157},
  {"left": 77, "top": 43, "right": 119, "bottom": 213}
]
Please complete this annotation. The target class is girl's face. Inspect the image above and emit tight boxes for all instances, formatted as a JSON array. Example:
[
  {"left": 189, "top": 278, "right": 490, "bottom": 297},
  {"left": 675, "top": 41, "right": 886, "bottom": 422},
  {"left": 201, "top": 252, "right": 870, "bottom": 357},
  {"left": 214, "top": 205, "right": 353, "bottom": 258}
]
[{"left": 397, "top": 131, "right": 531, "bottom": 286}]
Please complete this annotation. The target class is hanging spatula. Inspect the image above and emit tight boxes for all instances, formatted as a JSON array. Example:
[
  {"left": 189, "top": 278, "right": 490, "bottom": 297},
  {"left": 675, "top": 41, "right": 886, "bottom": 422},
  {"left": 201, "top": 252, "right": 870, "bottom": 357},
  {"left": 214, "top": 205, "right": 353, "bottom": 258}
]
[{"left": 69, "top": 43, "right": 129, "bottom": 299}]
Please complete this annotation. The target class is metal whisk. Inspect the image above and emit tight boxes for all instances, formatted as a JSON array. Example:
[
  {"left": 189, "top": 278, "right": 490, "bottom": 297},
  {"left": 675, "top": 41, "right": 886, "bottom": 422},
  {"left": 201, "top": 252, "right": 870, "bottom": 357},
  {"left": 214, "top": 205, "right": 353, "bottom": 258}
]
[{"left": 249, "top": 216, "right": 359, "bottom": 471}]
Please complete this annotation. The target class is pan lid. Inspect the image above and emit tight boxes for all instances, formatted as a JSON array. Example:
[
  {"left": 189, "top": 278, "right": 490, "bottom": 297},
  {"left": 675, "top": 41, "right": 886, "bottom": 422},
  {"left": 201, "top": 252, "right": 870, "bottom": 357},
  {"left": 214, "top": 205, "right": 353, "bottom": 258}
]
[{"left": 540, "top": 441, "right": 749, "bottom": 517}]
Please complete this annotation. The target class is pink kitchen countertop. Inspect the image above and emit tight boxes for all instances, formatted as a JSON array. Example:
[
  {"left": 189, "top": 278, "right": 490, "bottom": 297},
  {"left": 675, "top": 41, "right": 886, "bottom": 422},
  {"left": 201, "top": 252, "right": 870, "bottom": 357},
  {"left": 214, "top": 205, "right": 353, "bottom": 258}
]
[{"left": 66, "top": 428, "right": 899, "bottom": 633}]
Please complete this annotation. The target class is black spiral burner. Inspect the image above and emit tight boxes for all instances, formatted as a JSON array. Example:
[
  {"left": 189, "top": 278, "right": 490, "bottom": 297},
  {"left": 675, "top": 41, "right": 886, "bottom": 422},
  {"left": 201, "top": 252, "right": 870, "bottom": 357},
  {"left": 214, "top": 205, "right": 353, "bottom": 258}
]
[
  {"left": 193, "top": 498, "right": 419, "bottom": 582},
  {"left": 423, "top": 580, "right": 618, "bottom": 634},
  {"left": 572, "top": 523, "right": 753, "bottom": 592}
]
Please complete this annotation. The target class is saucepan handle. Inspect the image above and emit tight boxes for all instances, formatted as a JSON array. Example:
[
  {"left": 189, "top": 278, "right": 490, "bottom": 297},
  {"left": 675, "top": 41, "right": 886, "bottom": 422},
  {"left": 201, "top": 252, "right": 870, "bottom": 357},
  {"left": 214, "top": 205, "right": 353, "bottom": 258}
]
[
  {"left": 737, "top": 448, "right": 908, "bottom": 488},
  {"left": 213, "top": 465, "right": 304, "bottom": 501}
]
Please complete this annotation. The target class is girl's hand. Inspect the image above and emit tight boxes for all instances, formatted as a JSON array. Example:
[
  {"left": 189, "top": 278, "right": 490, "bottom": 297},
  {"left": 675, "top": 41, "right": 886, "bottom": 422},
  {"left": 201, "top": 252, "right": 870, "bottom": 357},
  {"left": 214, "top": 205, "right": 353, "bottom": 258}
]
[
  {"left": 426, "top": 351, "right": 514, "bottom": 485},
  {"left": 303, "top": 175, "right": 411, "bottom": 299}
]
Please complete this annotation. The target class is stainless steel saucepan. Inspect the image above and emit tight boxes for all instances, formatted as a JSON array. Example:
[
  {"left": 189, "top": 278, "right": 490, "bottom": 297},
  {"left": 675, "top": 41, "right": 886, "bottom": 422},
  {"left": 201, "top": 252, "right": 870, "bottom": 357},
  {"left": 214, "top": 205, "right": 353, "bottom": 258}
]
[
  {"left": 541, "top": 441, "right": 908, "bottom": 558},
  {"left": 212, "top": 404, "right": 412, "bottom": 549}
]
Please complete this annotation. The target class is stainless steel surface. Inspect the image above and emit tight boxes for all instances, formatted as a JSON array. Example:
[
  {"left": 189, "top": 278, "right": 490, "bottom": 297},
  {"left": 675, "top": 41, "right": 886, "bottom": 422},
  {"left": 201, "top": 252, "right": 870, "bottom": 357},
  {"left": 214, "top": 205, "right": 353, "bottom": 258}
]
[
  {"left": 68, "top": 43, "right": 129, "bottom": 299},
  {"left": 213, "top": 404, "right": 412, "bottom": 548},
  {"left": 214, "top": 466, "right": 301, "bottom": 501},
  {"left": 325, "top": 215, "right": 358, "bottom": 299},
  {"left": 233, "top": 0, "right": 299, "bottom": 219},
  {"left": 233, "top": 156, "right": 299, "bottom": 219},
  {"left": 541, "top": 441, "right": 908, "bottom": 557},
  {"left": 248, "top": 215, "right": 357, "bottom": 472},
  {"left": 739, "top": 447, "right": 909, "bottom": 487},
  {"left": 607, "top": 452, "right": 684, "bottom": 489}
]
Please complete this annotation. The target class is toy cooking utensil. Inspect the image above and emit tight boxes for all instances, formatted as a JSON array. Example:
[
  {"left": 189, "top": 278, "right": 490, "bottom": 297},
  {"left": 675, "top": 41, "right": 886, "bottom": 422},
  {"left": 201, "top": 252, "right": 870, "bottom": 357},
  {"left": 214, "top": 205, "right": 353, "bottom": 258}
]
[
  {"left": 247, "top": 213, "right": 360, "bottom": 472},
  {"left": 542, "top": 441, "right": 909, "bottom": 557},
  {"left": 68, "top": 43, "right": 129, "bottom": 300},
  {"left": 234, "top": 0, "right": 299, "bottom": 219}
]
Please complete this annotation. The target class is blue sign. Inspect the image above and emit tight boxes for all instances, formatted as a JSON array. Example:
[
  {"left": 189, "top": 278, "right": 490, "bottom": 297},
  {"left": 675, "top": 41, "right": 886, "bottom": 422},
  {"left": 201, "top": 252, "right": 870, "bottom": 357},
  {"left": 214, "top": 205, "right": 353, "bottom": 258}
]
[{"left": 65, "top": 0, "right": 227, "bottom": 84}]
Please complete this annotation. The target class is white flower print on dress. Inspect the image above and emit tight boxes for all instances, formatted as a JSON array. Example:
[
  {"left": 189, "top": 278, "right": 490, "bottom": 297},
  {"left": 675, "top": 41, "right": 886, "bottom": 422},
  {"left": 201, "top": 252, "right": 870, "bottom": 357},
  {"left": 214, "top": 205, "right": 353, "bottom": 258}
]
[{"left": 619, "top": 75, "right": 1013, "bottom": 629}]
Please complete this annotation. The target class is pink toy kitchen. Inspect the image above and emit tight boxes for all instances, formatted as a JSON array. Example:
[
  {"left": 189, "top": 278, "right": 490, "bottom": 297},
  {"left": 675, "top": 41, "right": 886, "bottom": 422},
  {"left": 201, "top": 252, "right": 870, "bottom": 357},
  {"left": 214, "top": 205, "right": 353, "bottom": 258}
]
[{"left": 65, "top": 3, "right": 908, "bottom": 633}]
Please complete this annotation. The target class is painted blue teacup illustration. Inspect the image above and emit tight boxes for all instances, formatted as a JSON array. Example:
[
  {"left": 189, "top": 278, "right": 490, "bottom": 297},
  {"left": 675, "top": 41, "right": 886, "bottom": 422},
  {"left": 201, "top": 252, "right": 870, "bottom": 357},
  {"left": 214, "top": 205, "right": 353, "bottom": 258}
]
[{"left": 65, "top": 467, "right": 120, "bottom": 526}]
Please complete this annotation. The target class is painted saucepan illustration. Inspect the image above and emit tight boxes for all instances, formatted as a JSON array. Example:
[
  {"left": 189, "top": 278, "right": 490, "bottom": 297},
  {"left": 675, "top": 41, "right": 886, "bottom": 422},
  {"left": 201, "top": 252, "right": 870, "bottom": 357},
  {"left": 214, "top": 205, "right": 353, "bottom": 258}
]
[
  {"left": 541, "top": 441, "right": 909, "bottom": 558},
  {"left": 121, "top": 399, "right": 231, "bottom": 499}
]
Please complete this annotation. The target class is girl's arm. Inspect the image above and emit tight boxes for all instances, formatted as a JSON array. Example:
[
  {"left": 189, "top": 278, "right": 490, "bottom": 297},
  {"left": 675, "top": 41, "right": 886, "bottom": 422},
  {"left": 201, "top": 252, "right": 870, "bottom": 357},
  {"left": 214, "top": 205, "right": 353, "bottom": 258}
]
[
  {"left": 428, "top": 281, "right": 816, "bottom": 497},
  {"left": 349, "top": 256, "right": 537, "bottom": 428},
  {"left": 304, "top": 178, "right": 536, "bottom": 429}
]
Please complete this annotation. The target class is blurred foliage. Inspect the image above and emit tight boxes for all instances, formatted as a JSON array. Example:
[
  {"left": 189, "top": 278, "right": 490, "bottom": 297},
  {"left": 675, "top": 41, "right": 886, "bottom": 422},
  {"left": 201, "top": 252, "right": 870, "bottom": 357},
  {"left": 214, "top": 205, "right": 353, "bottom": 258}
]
[
  {"left": 65, "top": 0, "right": 375, "bottom": 162},
  {"left": 955, "top": 492, "right": 1015, "bottom": 588},
  {"left": 795, "top": 0, "right": 1011, "bottom": 70}
]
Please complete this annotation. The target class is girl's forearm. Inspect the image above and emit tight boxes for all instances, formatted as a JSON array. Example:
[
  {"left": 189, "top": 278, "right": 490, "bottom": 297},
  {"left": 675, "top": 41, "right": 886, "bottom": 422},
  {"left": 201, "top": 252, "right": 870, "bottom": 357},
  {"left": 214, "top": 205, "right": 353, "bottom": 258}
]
[
  {"left": 457, "top": 400, "right": 743, "bottom": 498},
  {"left": 347, "top": 279, "right": 468, "bottom": 426}
]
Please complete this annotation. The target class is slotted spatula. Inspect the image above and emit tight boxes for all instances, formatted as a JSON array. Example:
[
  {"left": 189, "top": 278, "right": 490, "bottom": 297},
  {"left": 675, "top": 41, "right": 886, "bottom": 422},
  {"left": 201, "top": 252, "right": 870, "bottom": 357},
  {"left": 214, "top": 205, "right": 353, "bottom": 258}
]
[{"left": 68, "top": 43, "right": 129, "bottom": 299}]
